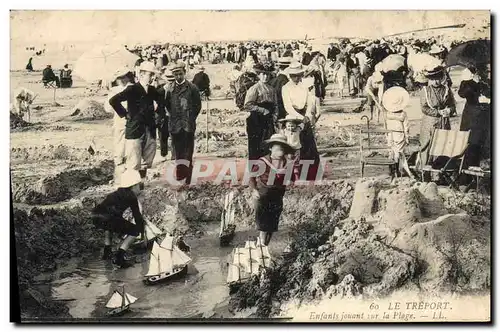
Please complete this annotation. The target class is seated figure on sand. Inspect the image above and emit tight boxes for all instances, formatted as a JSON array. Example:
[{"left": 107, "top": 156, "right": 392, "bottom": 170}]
[
  {"left": 42, "top": 65, "right": 60, "bottom": 88},
  {"left": 59, "top": 64, "right": 73, "bottom": 88}
]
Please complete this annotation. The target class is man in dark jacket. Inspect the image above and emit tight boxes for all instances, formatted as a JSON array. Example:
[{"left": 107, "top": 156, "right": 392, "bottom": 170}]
[
  {"left": 269, "top": 57, "right": 292, "bottom": 121},
  {"left": 91, "top": 170, "right": 145, "bottom": 268},
  {"left": 164, "top": 62, "right": 202, "bottom": 184},
  {"left": 109, "top": 61, "right": 162, "bottom": 180},
  {"left": 42, "top": 65, "right": 60, "bottom": 87},
  {"left": 192, "top": 66, "right": 211, "bottom": 98}
]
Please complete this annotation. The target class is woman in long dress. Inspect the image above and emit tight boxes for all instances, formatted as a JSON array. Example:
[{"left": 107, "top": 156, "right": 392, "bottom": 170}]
[
  {"left": 281, "top": 62, "right": 320, "bottom": 181},
  {"left": 419, "top": 65, "right": 456, "bottom": 166},
  {"left": 243, "top": 62, "right": 277, "bottom": 160},
  {"left": 458, "top": 65, "right": 491, "bottom": 168}
]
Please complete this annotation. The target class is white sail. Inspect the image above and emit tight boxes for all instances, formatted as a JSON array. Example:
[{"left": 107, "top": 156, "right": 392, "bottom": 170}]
[
  {"left": 244, "top": 241, "right": 260, "bottom": 275},
  {"left": 106, "top": 291, "right": 138, "bottom": 308},
  {"left": 255, "top": 238, "right": 272, "bottom": 267},
  {"left": 144, "top": 221, "right": 163, "bottom": 240},
  {"left": 105, "top": 291, "right": 123, "bottom": 309},
  {"left": 244, "top": 241, "right": 256, "bottom": 249},
  {"left": 160, "top": 234, "right": 174, "bottom": 250},
  {"left": 172, "top": 246, "right": 192, "bottom": 267},
  {"left": 123, "top": 293, "right": 138, "bottom": 305},
  {"left": 227, "top": 248, "right": 245, "bottom": 284},
  {"left": 145, "top": 241, "right": 173, "bottom": 276}
]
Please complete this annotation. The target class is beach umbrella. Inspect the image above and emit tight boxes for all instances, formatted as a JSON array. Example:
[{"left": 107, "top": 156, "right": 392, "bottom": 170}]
[
  {"left": 380, "top": 54, "right": 406, "bottom": 72},
  {"left": 74, "top": 44, "right": 139, "bottom": 83},
  {"left": 446, "top": 39, "right": 490, "bottom": 68}
]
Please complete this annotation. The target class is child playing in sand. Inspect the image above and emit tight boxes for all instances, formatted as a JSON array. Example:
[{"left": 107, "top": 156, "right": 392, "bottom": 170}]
[{"left": 381, "top": 86, "right": 415, "bottom": 179}]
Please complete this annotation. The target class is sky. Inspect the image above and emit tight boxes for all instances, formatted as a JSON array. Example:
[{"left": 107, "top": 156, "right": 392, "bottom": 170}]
[{"left": 10, "top": 10, "right": 488, "bottom": 45}]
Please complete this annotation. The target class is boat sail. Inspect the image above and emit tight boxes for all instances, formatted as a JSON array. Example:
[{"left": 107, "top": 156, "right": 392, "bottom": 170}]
[
  {"left": 219, "top": 191, "right": 236, "bottom": 246},
  {"left": 132, "top": 220, "right": 164, "bottom": 246},
  {"left": 144, "top": 234, "right": 191, "bottom": 284},
  {"left": 226, "top": 238, "right": 272, "bottom": 290},
  {"left": 105, "top": 286, "right": 137, "bottom": 316}
]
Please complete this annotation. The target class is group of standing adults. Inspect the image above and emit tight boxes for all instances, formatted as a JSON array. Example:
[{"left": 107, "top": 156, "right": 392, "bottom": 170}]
[{"left": 107, "top": 60, "right": 201, "bottom": 186}]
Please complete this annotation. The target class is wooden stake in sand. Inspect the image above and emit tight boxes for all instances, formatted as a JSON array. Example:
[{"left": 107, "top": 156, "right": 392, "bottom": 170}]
[{"left": 205, "top": 94, "right": 210, "bottom": 153}]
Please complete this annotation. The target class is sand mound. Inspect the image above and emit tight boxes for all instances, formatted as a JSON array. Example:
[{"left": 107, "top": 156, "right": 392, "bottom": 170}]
[
  {"left": 12, "top": 159, "right": 114, "bottom": 204},
  {"left": 229, "top": 177, "right": 490, "bottom": 317},
  {"left": 70, "top": 99, "right": 112, "bottom": 120}
]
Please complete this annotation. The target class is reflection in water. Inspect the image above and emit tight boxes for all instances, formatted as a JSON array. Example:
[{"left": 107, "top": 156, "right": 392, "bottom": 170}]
[{"left": 45, "top": 226, "right": 290, "bottom": 319}]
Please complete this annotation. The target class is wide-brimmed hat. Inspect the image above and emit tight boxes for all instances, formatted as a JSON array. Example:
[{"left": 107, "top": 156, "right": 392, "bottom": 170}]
[
  {"left": 265, "top": 134, "right": 296, "bottom": 152},
  {"left": 198, "top": 65, "right": 205, "bottom": 71},
  {"left": 254, "top": 62, "right": 275, "bottom": 73},
  {"left": 118, "top": 169, "right": 142, "bottom": 189},
  {"left": 278, "top": 114, "right": 303, "bottom": 123},
  {"left": 286, "top": 62, "right": 306, "bottom": 75},
  {"left": 424, "top": 65, "right": 445, "bottom": 79},
  {"left": 163, "top": 69, "right": 175, "bottom": 81},
  {"left": 138, "top": 61, "right": 158, "bottom": 74},
  {"left": 428, "top": 44, "right": 446, "bottom": 55},
  {"left": 171, "top": 62, "right": 186, "bottom": 73},
  {"left": 278, "top": 56, "right": 293, "bottom": 66},
  {"left": 382, "top": 86, "right": 410, "bottom": 113},
  {"left": 372, "top": 71, "right": 383, "bottom": 83}
]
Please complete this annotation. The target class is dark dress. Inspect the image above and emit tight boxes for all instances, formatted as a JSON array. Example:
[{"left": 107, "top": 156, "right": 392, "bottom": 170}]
[
  {"left": 243, "top": 81, "right": 277, "bottom": 160},
  {"left": 269, "top": 73, "right": 289, "bottom": 120},
  {"left": 458, "top": 79, "right": 491, "bottom": 165},
  {"left": 251, "top": 155, "right": 298, "bottom": 232},
  {"left": 92, "top": 188, "right": 144, "bottom": 236}
]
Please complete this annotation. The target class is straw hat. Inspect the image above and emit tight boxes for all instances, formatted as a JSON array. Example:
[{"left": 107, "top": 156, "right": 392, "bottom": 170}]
[
  {"left": 424, "top": 65, "right": 445, "bottom": 79},
  {"left": 118, "top": 169, "right": 142, "bottom": 189},
  {"left": 171, "top": 62, "right": 186, "bottom": 73},
  {"left": 138, "top": 61, "right": 158, "bottom": 74},
  {"left": 163, "top": 69, "right": 175, "bottom": 81},
  {"left": 254, "top": 62, "right": 275, "bottom": 73},
  {"left": 429, "top": 44, "right": 446, "bottom": 55},
  {"left": 372, "top": 71, "right": 383, "bottom": 83},
  {"left": 265, "top": 133, "right": 296, "bottom": 151},
  {"left": 278, "top": 56, "right": 293, "bottom": 66},
  {"left": 197, "top": 65, "right": 205, "bottom": 71},
  {"left": 286, "top": 62, "right": 306, "bottom": 75},
  {"left": 382, "top": 86, "right": 410, "bottom": 113},
  {"left": 278, "top": 114, "right": 304, "bottom": 124}
]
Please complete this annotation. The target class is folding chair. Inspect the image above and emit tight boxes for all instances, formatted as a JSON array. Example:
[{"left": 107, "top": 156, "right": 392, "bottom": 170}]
[
  {"left": 359, "top": 116, "right": 398, "bottom": 178},
  {"left": 43, "top": 80, "right": 57, "bottom": 89},
  {"left": 417, "top": 129, "right": 470, "bottom": 189}
]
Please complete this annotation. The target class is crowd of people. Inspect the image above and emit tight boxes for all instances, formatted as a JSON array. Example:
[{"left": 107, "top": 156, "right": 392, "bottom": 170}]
[{"left": 15, "top": 35, "right": 489, "bottom": 267}]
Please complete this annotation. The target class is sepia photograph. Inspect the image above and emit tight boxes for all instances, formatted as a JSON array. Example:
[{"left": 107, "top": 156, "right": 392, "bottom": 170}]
[{"left": 9, "top": 9, "right": 491, "bottom": 323}]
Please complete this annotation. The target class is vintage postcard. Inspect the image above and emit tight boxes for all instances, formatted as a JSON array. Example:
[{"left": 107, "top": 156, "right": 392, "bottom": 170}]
[{"left": 10, "top": 10, "right": 491, "bottom": 323}]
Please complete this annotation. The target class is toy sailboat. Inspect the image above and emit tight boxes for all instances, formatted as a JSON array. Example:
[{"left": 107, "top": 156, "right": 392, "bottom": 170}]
[
  {"left": 226, "top": 237, "right": 271, "bottom": 292},
  {"left": 144, "top": 234, "right": 192, "bottom": 285},
  {"left": 105, "top": 286, "right": 137, "bottom": 316},
  {"left": 132, "top": 220, "right": 164, "bottom": 248},
  {"left": 219, "top": 191, "right": 236, "bottom": 247}
]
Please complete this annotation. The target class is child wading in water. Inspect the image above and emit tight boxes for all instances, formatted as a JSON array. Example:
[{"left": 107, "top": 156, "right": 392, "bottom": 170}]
[
  {"left": 382, "top": 86, "right": 415, "bottom": 179},
  {"left": 91, "top": 170, "right": 145, "bottom": 268},
  {"left": 249, "top": 134, "right": 299, "bottom": 246}
]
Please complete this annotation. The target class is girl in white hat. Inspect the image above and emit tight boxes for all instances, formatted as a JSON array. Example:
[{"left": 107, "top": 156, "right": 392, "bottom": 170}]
[
  {"left": 382, "top": 87, "right": 414, "bottom": 179},
  {"left": 248, "top": 134, "right": 299, "bottom": 246},
  {"left": 91, "top": 170, "right": 145, "bottom": 268}
]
